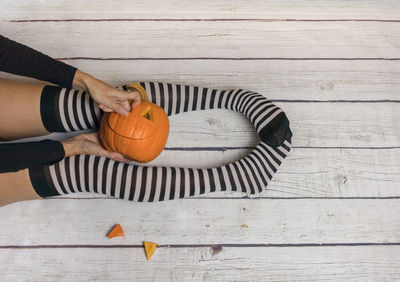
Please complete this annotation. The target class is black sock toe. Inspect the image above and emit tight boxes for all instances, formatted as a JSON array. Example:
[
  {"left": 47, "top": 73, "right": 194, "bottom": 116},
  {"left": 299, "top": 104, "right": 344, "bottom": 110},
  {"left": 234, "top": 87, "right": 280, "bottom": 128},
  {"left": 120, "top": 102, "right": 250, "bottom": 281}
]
[{"left": 258, "top": 112, "right": 292, "bottom": 147}]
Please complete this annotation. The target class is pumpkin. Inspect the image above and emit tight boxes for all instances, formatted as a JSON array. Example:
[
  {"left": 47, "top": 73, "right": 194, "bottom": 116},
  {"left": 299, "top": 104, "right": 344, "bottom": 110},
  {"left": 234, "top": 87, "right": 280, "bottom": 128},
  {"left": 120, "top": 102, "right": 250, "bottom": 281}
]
[
  {"left": 107, "top": 224, "right": 125, "bottom": 239},
  {"left": 99, "top": 83, "right": 169, "bottom": 163},
  {"left": 143, "top": 241, "right": 158, "bottom": 260}
]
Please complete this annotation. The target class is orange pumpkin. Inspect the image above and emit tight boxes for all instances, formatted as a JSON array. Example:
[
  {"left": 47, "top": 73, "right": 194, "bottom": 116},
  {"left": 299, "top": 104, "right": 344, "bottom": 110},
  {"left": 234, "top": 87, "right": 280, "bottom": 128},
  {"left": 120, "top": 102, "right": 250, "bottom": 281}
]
[{"left": 99, "top": 83, "right": 169, "bottom": 163}]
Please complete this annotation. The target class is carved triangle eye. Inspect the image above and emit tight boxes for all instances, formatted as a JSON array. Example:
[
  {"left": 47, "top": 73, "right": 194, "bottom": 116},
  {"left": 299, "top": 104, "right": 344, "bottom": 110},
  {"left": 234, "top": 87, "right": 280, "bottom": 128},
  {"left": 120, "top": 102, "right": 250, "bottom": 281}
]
[{"left": 141, "top": 105, "right": 154, "bottom": 121}]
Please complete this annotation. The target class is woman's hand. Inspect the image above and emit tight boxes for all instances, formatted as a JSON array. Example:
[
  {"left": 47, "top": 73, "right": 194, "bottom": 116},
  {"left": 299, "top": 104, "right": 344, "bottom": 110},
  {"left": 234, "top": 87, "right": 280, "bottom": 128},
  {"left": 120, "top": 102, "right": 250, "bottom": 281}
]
[
  {"left": 73, "top": 70, "right": 141, "bottom": 116},
  {"left": 61, "top": 132, "right": 130, "bottom": 162}
]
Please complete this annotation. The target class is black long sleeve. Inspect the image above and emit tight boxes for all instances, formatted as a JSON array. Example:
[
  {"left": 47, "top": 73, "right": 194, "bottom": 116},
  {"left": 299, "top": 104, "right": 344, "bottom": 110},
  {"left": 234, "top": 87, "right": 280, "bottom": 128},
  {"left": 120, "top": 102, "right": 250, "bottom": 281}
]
[
  {"left": 0, "top": 35, "right": 77, "bottom": 88},
  {"left": 0, "top": 35, "right": 70, "bottom": 173},
  {"left": 0, "top": 140, "right": 65, "bottom": 173}
]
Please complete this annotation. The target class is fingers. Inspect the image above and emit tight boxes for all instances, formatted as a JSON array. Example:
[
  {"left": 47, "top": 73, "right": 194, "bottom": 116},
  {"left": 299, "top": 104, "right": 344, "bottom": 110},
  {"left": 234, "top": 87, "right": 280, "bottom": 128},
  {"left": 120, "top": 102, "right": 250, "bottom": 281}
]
[
  {"left": 98, "top": 104, "right": 113, "bottom": 112},
  {"left": 122, "top": 91, "right": 141, "bottom": 101},
  {"left": 125, "top": 92, "right": 142, "bottom": 109},
  {"left": 92, "top": 134, "right": 129, "bottom": 162},
  {"left": 130, "top": 97, "right": 141, "bottom": 109},
  {"left": 111, "top": 102, "right": 130, "bottom": 116},
  {"left": 98, "top": 89, "right": 142, "bottom": 116},
  {"left": 99, "top": 148, "right": 131, "bottom": 162},
  {"left": 79, "top": 132, "right": 131, "bottom": 162},
  {"left": 109, "top": 153, "right": 131, "bottom": 162},
  {"left": 114, "top": 90, "right": 141, "bottom": 109},
  {"left": 120, "top": 100, "right": 132, "bottom": 113},
  {"left": 100, "top": 100, "right": 129, "bottom": 116},
  {"left": 84, "top": 77, "right": 142, "bottom": 116}
]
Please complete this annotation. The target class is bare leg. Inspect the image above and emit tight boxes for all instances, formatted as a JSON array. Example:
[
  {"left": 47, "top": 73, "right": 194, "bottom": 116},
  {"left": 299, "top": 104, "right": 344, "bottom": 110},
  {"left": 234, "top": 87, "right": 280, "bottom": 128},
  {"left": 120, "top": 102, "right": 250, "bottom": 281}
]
[
  {"left": 0, "top": 169, "right": 41, "bottom": 207},
  {"left": 0, "top": 79, "right": 50, "bottom": 140},
  {"left": 0, "top": 79, "right": 48, "bottom": 205}
]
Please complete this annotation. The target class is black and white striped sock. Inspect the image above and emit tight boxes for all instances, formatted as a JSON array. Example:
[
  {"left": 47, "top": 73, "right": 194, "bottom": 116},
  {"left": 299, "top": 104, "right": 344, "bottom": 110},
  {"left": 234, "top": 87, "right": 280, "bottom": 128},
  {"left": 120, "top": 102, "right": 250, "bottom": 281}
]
[
  {"left": 31, "top": 82, "right": 292, "bottom": 200},
  {"left": 136, "top": 82, "right": 290, "bottom": 146},
  {"left": 40, "top": 85, "right": 102, "bottom": 132},
  {"left": 30, "top": 141, "right": 291, "bottom": 200}
]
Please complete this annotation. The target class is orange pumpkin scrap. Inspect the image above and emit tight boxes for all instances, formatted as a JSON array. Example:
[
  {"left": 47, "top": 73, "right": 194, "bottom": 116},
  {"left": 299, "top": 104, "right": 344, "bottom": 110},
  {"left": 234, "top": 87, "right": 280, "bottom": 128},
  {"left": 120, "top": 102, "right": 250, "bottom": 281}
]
[
  {"left": 107, "top": 224, "right": 125, "bottom": 239},
  {"left": 99, "top": 83, "right": 169, "bottom": 163},
  {"left": 143, "top": 241, "right": 158, "bottom": 260}
]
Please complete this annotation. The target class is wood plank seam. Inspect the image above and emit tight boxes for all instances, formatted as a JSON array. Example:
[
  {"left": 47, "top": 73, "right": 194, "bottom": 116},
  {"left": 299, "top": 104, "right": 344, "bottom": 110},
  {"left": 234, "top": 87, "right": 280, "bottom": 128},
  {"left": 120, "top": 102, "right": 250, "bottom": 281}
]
[
  {"left": 9, "top": 19, "right": 400, "bottom": 23},
  {"left": 54, "top": 57, "right": 400, "bottom": 60},
  {"left": 1, "top": 242, "right": 400, "bottom": 249},
  {"left": 53, "top": 196, "right": 400, "bottom": 200}
]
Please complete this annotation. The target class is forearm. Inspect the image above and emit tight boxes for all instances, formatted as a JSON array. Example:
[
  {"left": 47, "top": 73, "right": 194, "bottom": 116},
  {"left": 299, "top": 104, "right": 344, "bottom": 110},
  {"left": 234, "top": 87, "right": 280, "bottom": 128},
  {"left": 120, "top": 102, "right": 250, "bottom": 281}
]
[
  {"left": 0, "top": 138, "right": 90, "bottom": 173},
  {"left": 0, "top": 35, "right": 77, "bottom": 88},
  {"left": 0, "top": 140, "right": 65, "bottom": 173}
]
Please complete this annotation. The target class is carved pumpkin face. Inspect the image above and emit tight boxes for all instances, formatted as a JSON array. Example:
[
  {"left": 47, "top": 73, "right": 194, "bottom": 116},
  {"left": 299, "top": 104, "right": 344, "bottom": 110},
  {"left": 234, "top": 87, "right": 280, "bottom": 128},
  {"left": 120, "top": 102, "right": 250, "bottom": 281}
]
[{"left": 99, "top": 84, "right": 169, "bottom": 163}]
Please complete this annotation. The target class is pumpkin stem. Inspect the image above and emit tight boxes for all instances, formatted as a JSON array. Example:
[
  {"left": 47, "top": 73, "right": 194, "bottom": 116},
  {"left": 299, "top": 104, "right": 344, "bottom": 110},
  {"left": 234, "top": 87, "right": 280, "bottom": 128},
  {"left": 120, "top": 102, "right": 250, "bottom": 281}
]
[{"left": 125, "top": 83, "right": 149, "bottom": 102}]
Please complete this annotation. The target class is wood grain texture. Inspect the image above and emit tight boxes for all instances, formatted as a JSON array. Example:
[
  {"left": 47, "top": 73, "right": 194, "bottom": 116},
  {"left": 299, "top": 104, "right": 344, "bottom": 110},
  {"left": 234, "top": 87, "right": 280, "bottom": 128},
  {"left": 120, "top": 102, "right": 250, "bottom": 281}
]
[
  {"left": 2, "top": 138, "right": 399, "bottom": 198},
  {"left": 1, "top": 246, "right": 400, "bottom": 281},
  {"left": 163, "top": 103, "right": 400, "bottom": 148},
  {"left": 3, "top": 60, "right": 399, "bottom": 101},
  {"left": 12, "top": 103, "right": 398, "bottom": 148},
  {"left": 2, "top": 21, "right": 400, "bottom": 58},
  {"left": 2, "top": 101, "right": 399, "bottom": 198},
  {"left": 1, "top": 0, "right": 400, "bottom": 20},
  {"left": 146, "top": 148, "right": 400, "bottom": 198},
  {"left": 0, "top": 198, "right": 399, "bottom": 245},
  {"left": 1, "top": 0, "right": 400, "bottom": 280}
]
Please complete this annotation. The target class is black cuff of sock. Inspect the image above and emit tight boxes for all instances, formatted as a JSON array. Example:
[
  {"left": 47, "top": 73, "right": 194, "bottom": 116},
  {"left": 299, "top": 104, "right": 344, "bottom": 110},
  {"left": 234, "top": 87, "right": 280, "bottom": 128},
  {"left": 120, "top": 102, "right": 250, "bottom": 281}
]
[
  {"left": 29, "top": 164, "right": 61, "bottom": 198},
  {"left": 40, "top": 85, "right": 66, "bottom": 132}
]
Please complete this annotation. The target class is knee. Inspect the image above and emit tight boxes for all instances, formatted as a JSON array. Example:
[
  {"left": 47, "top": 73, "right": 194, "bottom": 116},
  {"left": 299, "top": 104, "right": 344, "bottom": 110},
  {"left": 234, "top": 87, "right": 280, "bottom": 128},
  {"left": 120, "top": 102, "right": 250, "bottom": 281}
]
[
  {"left": 0, "top": 130, "right": 18, "bottom": 141},
  {"left": 0, "top": 134, "right": 10, "bottom": 142}
]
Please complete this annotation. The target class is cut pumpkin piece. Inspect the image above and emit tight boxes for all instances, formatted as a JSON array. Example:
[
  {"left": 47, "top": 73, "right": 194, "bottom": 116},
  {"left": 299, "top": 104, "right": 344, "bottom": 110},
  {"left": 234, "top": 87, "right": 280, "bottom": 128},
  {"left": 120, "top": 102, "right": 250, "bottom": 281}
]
[
  {"left": 107, "top": 224, "right": 125, "bottom": 239},
  {"left": 144, "top": 241, "right": 158, "bottom": 260}
]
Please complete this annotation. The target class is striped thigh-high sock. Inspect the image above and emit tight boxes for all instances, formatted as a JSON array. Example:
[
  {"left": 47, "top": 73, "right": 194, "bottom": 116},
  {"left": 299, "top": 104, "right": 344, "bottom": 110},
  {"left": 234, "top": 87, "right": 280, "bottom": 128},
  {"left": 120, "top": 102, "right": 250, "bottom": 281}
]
[
  {"left": 30, "top": 82, "right": 293, "bottom": 201},
  {"left": 40, "top": 85, "right": 102, "bottom": 132}
]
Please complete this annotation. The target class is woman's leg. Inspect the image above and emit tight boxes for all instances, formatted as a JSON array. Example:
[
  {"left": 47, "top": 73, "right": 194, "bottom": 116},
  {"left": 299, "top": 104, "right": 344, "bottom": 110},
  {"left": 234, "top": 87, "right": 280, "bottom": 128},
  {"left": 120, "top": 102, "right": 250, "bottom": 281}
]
[
  {"left": 0, "top": 81, "right": 291, "bottom": 205},
  {"left": 0, "top": 80, "right": 102, "bottom": 205},
  {"left": 27, "top": 82, "right": 292, "bottom": 202},
  {"left": 0, "top": 79, "right": 49, "bottom": 140},
  {"left": 0, "top": 79, "right": 102, "bottom": 140},
  {"left": 0, "top": 169, "right": 40, "bottom": 207}
]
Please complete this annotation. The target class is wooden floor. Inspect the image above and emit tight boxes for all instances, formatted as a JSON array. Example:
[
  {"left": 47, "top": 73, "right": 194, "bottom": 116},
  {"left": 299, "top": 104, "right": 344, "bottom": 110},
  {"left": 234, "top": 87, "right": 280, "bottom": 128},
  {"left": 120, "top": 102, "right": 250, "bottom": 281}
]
[{"left": 1, "top": 1, "right": 400, "bottom": 281}]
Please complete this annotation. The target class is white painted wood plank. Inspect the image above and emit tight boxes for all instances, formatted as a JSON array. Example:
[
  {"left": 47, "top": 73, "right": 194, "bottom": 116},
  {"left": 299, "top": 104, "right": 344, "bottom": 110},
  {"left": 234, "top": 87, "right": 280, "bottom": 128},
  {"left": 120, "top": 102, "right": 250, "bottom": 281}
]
[
  {"left": 1, "top": 139, "right": 396, "bottom": 198},
  {"left": 163, "top": 103, "right": 400, "bottom": 148},
  {"left": 2, "top": 21, "right": 399, "bottom": 58},
  {"left": 1, "top": 0, "right": 399, "bottom": 20},
  {"left": 3, "top": 60, "right": 399, "bottom": 101},
  {"left": 1, "top": 246, "right": 399, "bottom": 281},
  {"left": 72, "top": 60, "right": 400, "bottom": 101},
  {"left": 148, "top": 148, "right": 400, "bottom": 198},
  {"left": 5, "top": 121, "right": 399, "bottom": 198},
  {"left": 1, "top": 103, "right": 399, "bottom": 197},
  {"left": 39, "top": 103, "right": 400, "bottom": 148},
  {"left": 0, "top": 1, "right": 398, "bottom": 280},
  {"left": 0, "top": 199, "right": 399, "bottom": 245}
]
